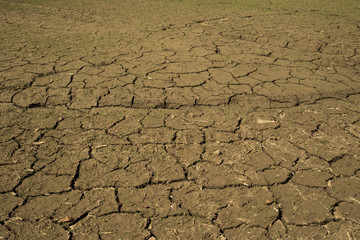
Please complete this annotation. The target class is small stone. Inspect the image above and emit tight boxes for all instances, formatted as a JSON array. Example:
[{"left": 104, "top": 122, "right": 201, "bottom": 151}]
[
  {"left": 214, "top": 150, "right": 221, "bottom": 156},
  {"left": 57, "top": 216, "right": 73, "bottom": 223},
  {"left": 265, "top": 199, "right": 273, "bottom": 205},
  {"left": 257, "top": 119, "right": 276, "bottom": 124}
]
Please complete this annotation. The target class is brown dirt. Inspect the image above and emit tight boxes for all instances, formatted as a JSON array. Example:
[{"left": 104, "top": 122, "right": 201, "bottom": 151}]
[{"left": 1, "top": 0, "right": 360, "bottom": 239}]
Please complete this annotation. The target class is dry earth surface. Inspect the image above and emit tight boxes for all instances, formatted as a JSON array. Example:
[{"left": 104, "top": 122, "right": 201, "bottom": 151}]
[{"left": 1, "top": 0, "right": 360, "bottom": 239}]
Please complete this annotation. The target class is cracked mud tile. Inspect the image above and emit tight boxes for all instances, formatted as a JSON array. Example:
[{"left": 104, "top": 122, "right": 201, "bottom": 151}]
[
  {"left": 21, "top": 108, "right": 62, "bottom": 130},
  {"left": 77, "top": 66, "right": 104, "bottom": 76},
  {"left": 187, "top": 162, "right": 251, "bottom": 187},
  {"left": 32, "top": 71, "right": 73, "bottom": 88},
  {"left": 214, "top": 187, "right": 278, "bottom": 229},
  {"left": 92, "top": 144, "right": 164, "bottom": 168},
  {"left": 5, "top": 219, "right": 69, "bottom": 240},
  {"left": 98, "top": 86, "right": 133, "bottom": 107},
  {"left": 299, "top": 133, "right": 360, "bottom": 162},
  {"left": 165, "top": 109, "right": 214, "bottom": 130},
  {"left": 262, "top": 139, "right": 307, "bottom": 169},
  {"left": 46, "top": 88, "right": 71, "bottom": 107},
  {"left": 138, "top": 73, "right": 172, "bottom": 86},
  {"left": 165, "top": 88, "right": 198, "bottom": 108},
  {"left": 223, "top": 64, "right": 258, "bottom": 79},
  {"left": 80, "top": 108, "right": 126, "bottom": 130},
  {"left": 202, "top": 142, "right": 256, "bottom": 165},
  {"left": 70, "top": 213, "right": 149, "bottom": 240},
  {"left": 328, "top": 177, "right": 360, "bottom": 202},
  {"left": 0, "top": 162, "right": 33, "bottom": 192},
  {"left": 330, "top": 155, "right": 360, "bottom": 176},
  {"left": 174, "top": 128, "right": 204, "bottom": 144},
  {"left": 34, "top": 138, "right": 62, "bottom": 162},
  {"left": 67, "top": 74, "right": 89, "bottom": 89},
  {"left": 267, "top": 219, "right": 287, "bottom": 239},
  {"left": 295, "top": 156, "right": 331, "bottom": 172},
  {"left": 172, "top": 182, "right": 277, "bottom": 226},
  {"left": 151, "top": 216, "right": 221, "bottom": 240},
  {"left": 0, "top": 224, "right": 14, "bottom": 239},
  {"left": 166, "top": 144, "right": 203, "bottom": 167},
  {"left": 229, "top": 95, "right": 271, "bottom": 110},
  {"left": 16, "top": 172, "right": 73, "bottom": 197},
  {"left": 0, "top": 103, "right": 23, "bottom": 128},
  {"left": 253, "top": 82, "right": 320, "bottom": 106},
  {"left": 192, "top": 86, "right": 232, "bottom": 106},
  {"left": 92, "top": 145, "right": 132, "bottom": 169},
  {"left": 38, "top": 145, "right": 90, "bottom": 175},
  {"left": 345, "top": 121, "right": 360, "bottom": 140},
  {"left": 69, "top": 88, "right": 107, "bottom": 109},
  {"left": 1, "top": 144, "right": 36, "bottom": 166},
  {"left": 148, "top": 155, "right": 185, "bottom": 183},
  {"left": 13, "top": 188, "right": 118, "bottom": 222},
  {"left": 291, "top": 170, "right": 332, "bottom": 187},
  {"left": 129, "top": 128, "right": 176, "bottom": 144},
  {"left": 301, "top": 78, "right": 354, "bottom": 99},
  {"left": 336, "top": 95, "right": 360, "bottom": 113},
  {"left": 98, "top": 63, "right": 127, "bottom": 78},
  {"left": 333, "top": 202, "right": 360, "bottom": 224},
  {"left": 75, "top": 159, "right": 151, "bottom": 189},
  {"left": 162, "top": 58, "right": 212, "bottom": 74},
  {"left": 208, "top": 68, "right": 238, "bottom": 85},
  {"left": 129, "top": 63, "right": 166, "bottom": 77},
  {"left": 326, "top": 75, "right": 360, "bottom": 94},
  {"left": 272, "top": 183, "right": 337, "bottom": 225},
  {"left": 136, "top": 52, "right": 167, "bottom": 65},
  {"left": 0, "top": 141, "right": 19, "bottom": 164},
  {"left": 136, "top": 77, "right": 173, "bottom": 89},
  {"left": 240, "top": 109, "right": 280, "bottom": 134},
  {"left": 208, "top": 111, "right": 242, "bottom": 132},
  {"left": 0, "top": 88, "right": 19, "bottom": 103},
  {"left": 250, "top": 66, "right": 291, "bottom": 82},
  {"left": 203, "top": 141, "right": 275, "bottom": 170},
  {"left": 0, "top": 127, "right": 24, "bottom": 143},
  {"left": 55, "top": 128, "right": 116, "bottom": 145},
  {"left": 117, "top": 185, "right": 185, "bottom": 218},
  {"left": 107, "top": 114, "right": 143, "bottom": 137},
  {"left": 188, "top": 46, "right": 214, "bottom": 57},
  {"left": 12, "top": 87, "right": 48, "bottom": 108},
  {"left": 325, "top": 221, "right": 360, "bottom": 239},
  {"left": 133, "top": 88, "right": 166, "bottom": 109},
  {"left": 15, "top": 129, "right": 53, "bottom": 146},
  {"left": 1, "top": 72, "right": 35, "bottom": 90},
  {"left": 53, "top": 60, "right": 86, "bottom": 73},
  {"left": 205, "top": 54, "right": 229, "bottom": 66},
  {"left": 142, "top": 110, "right": 167, "bottom": 128},
  {"left": 229, "top": 53, "right": 274, "bottom": 65},
  {"left": 172, "top": 72, "right": 209, "bottom": 87},
  {"left": 284, "top": 225, "right": 328, "bottom": 240},
  {"left": 94, "top": 144, "right": 184, "bottom": 183},
  {"left": 246, "top": 168, "right": 291, "bottom": 186},
  {"left": 223, "top": 225, "right": 268, "bottom": 240},
  {"left": 87, "top": 75, "right": 136, "bottom": 88},
  {"left": 0, "top": 193, "right": 23, "bottom": 222},
  {"left": 228, "top": 83, "right": 253, "bottom": 96},
  {"left": 80, "top": 53, "right": 117, "bottom": 67},
  {"left": 204, "top": 129, "right": 239, "bottom": 143}
]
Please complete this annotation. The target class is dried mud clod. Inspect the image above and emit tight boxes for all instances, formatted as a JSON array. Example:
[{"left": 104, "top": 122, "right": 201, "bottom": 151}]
[{"left": 1, "top": 0, "right": 360, "bottom": 239}]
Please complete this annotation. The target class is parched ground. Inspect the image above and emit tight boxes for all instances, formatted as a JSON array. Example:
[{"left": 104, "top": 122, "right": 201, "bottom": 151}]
[{"left": 1, "top": 0, "right": 360, "bottom": 239}]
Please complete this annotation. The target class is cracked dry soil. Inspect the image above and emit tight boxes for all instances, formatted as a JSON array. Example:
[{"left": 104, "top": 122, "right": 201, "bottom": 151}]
[{"left": 1, "top": 0, "right": 360, "bottom": 239}]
